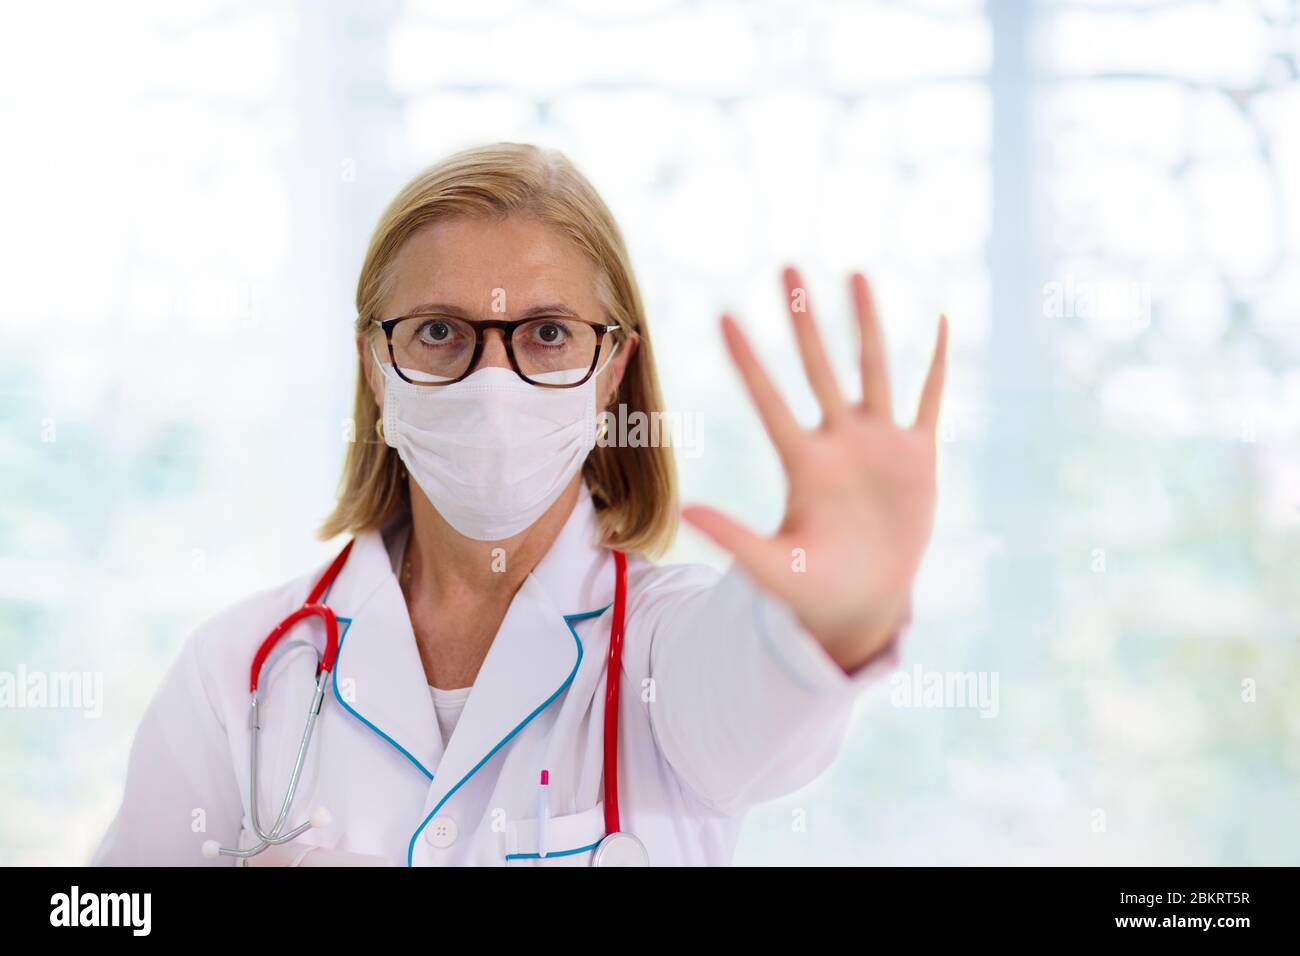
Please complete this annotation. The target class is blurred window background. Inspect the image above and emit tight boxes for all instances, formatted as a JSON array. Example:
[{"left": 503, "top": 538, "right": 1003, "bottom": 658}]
[{"left": 0, "top": 0, "right": 1296, "bottom": 864}]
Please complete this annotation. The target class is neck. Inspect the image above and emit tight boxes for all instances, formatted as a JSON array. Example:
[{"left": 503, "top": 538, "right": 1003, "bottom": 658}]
[
  {"left": 400, "top": 476, "right": 584, "bottom": 689},
  {"left": 403, "top": 476, "right": 582, "bottom": 607}
]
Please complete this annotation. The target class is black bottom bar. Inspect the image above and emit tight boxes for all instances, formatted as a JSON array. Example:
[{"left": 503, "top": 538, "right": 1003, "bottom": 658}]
[{"left": 6, "top": 866, "right": 1291, "bottom": 941}]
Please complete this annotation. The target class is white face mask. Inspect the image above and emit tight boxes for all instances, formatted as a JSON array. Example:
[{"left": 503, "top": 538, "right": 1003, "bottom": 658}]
[{"left": 375, "top": 350, "right": 614, "bottom": 541}]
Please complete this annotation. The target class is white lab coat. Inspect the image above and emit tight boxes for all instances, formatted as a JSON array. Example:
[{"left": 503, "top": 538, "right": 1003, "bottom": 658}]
[{"left": 93, "top": 490, "right": 898, "bottom": 866}]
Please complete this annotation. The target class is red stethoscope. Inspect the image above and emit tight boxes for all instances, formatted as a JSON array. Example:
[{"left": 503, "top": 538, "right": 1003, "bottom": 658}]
[{"left": 205, "top": 541, "right": 648, "bottom": 866}]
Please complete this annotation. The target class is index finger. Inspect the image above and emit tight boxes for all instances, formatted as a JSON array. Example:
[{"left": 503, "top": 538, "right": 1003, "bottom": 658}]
[{"left": 721, "top": 314, "right": 805, "bottom": 461}]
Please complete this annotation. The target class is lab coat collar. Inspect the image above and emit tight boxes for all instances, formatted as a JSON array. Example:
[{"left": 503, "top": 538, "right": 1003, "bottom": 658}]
[
  {"left": 326, "top": 486, "right": 616, "bottom": 796},
  {"left": 325, "top": 530, "right": 441, "bottom": 780}
]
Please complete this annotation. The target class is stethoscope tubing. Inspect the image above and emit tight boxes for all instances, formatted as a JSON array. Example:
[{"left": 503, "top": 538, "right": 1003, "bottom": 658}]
[
  {"left": 602, "top": 549, "right": 628, "bottom": 837},
  {"left": 210, "top": 539, "right": 636, "bottom": 864},
  {"left": 248, "top": 667, "right": 330, "bottom": 846}
]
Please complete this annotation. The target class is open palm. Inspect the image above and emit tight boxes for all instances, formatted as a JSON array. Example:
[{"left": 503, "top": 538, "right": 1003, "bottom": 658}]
[{"left": 683, "top": 267, "right": 948, "bottom": 671}]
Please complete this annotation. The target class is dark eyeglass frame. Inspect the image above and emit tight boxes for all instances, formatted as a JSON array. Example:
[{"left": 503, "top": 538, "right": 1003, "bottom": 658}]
[{"left": 373, "top": 314, "right": 622, "bottom": 388}]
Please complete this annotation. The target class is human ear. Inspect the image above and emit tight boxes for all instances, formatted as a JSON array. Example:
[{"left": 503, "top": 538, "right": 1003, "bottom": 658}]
[
  {"left": 357, "top": 334, "right": 384, "bottom": 408},
  {"left": 599, "top": 332, "right": 637, "bottom": 408}
]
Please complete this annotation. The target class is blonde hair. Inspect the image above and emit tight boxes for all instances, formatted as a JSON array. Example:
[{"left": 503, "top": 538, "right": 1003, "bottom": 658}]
[{"left": 319, "top": 143, "right": 678, "bottom": 557}]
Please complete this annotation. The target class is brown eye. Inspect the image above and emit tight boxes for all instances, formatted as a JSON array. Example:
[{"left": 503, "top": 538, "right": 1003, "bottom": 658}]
[
  {"left": 420, "top": 320, "right": 452, "bottom": 343},
  {"left": 391, "top": 315, "right": 475, "bottom": 383},
  {"left": 534, "top": 321, "right": 567, "bottom": 344}
]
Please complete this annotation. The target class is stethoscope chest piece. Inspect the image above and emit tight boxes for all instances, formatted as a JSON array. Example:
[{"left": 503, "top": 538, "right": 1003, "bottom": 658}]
[{"left": 592, "top": 831, "right": 650, "bottom": 867}]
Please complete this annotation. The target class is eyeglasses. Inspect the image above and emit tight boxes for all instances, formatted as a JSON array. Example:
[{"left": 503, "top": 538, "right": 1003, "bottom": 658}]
[{"left": 373, "top": 313, "right": 621, "bottom": 388}]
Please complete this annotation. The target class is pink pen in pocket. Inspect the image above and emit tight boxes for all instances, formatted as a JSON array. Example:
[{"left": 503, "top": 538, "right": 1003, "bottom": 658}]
[{"left": 536, "top": 769, "right": 550, "bottom": 859}]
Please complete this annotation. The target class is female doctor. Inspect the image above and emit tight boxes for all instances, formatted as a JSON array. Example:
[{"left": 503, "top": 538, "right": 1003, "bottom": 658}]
[{"left": 93, "top": 142, "right": 947, "bottom": 867}]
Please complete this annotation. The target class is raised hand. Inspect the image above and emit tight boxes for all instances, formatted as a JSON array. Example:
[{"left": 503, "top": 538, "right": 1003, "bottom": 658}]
[{"left": 683, "top": 267, "right": 947, "bottom": 672}]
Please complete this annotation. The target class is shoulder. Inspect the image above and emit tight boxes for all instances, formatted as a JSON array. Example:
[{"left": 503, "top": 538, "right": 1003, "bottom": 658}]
[
  {"left": 186, "top": 533, "right": 387, "bottom": 679},
  {"left": 130, "top": 566, "right": 324, "bottom": 735},
  {"left": 625, "top": 553, "right": 724, "bottom": 616},
  {"left": 181, "top": 549, "right": 352, "bottom": 704}
]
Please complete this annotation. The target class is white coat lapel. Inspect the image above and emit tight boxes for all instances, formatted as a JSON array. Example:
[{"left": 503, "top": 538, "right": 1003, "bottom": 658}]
[
  {"left": 327, "top": 530, "right": 442, "bottom": 781},
  {"left": 422, "top": 489, "right": 615, "bottom": 811},
  {"left": 423, "top": 576, "right": 582, "bottom": 809}
]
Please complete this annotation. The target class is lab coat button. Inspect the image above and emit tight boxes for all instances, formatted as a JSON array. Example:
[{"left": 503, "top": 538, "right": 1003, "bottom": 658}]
[{"left": 425, "top": 816, "right": 458, "bottom": 848}]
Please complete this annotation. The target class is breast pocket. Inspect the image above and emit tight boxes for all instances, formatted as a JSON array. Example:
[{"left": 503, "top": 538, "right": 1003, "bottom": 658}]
[{"left": 504, "top": 804, "right": 607, "bottom": 867}]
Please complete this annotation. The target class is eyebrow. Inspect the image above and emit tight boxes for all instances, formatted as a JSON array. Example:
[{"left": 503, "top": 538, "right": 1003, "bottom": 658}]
[{"left": 397, "top": 302, "right": 582, "bottom": 321}]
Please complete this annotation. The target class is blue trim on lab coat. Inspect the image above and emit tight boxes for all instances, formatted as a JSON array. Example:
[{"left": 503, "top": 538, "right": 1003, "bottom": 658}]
[
  {"left": 330, "top": 617, "right": 436, "bottom": 781},
  {"left": 505, "top": 840, "right": 602, "bottom": 862},
  {"left": 405, "top": 603, "right": 612, "bottom": 866}
]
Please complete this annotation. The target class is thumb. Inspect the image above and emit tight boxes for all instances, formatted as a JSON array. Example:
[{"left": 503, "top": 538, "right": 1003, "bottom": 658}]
[{"left": 681, "top": 505, "right": 787, "bottom": 595}]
